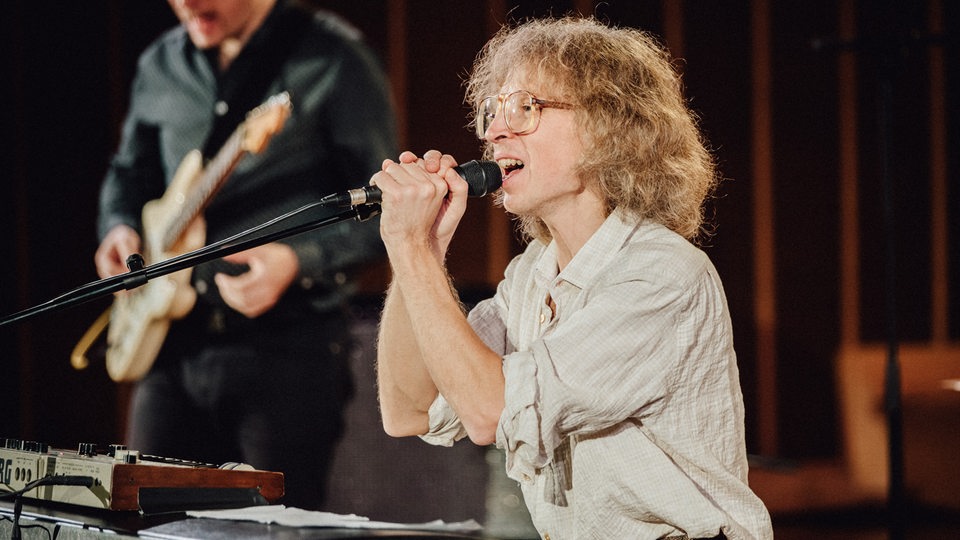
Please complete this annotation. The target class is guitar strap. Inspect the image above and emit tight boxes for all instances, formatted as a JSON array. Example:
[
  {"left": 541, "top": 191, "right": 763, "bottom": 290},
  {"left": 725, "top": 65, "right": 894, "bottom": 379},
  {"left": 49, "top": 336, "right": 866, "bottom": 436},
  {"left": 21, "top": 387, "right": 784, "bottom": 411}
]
[{"left": 201, "top": 2, "right": 312, "bottom": 158}]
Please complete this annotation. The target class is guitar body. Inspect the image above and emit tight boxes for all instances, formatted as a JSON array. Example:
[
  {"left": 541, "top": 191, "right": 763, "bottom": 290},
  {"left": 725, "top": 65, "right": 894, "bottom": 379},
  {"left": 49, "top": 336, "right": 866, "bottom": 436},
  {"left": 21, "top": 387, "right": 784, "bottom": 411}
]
[{"left": 106, "top": 151, "right": 206, "bottom": 382}]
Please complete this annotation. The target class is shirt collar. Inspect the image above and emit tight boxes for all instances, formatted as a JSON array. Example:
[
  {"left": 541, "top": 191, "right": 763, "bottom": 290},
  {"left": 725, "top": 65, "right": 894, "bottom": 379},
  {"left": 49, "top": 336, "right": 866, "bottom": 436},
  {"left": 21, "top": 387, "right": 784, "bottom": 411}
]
[{"left": 535, "top": 210, "right": 640, "bottom": 290}]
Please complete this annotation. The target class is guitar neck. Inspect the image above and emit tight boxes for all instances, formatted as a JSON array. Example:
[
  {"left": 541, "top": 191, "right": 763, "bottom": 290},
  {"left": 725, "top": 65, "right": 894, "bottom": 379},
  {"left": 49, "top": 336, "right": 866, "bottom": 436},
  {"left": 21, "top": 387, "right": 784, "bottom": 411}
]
[
  {"left": 160, "top": 127, "right": 248, "bottom": 251},
  {"left": 146, "top": 91, "right": 291, "bottom": 255}
]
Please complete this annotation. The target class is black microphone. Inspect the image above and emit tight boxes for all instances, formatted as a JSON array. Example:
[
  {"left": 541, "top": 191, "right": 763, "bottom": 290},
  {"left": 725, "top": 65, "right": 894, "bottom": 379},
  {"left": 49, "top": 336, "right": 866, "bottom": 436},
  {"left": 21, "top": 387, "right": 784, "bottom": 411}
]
[{"left": 320, "top": 159, "right": 502, "bottom": 207}]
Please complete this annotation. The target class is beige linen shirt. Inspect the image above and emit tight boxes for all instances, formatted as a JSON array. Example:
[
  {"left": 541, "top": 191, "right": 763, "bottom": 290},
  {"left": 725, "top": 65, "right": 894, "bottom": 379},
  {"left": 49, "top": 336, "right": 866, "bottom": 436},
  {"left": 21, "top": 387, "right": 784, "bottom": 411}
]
[{"left": 422, "top": 211, "right": 773, "bottom": 540}]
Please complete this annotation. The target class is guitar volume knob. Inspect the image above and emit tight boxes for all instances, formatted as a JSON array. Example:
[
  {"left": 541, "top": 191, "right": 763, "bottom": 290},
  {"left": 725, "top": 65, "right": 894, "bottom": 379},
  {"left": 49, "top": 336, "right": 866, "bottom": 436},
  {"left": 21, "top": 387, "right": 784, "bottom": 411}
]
[{"left": 125, "top": 254, "right": 145, "bottom": 271}]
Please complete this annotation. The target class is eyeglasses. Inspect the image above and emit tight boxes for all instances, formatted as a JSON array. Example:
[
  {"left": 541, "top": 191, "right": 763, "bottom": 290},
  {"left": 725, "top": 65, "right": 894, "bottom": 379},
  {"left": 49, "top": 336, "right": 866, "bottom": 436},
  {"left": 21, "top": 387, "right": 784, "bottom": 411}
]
[{"left": 475, "top": 90, "right": 573, "bottom": 139}]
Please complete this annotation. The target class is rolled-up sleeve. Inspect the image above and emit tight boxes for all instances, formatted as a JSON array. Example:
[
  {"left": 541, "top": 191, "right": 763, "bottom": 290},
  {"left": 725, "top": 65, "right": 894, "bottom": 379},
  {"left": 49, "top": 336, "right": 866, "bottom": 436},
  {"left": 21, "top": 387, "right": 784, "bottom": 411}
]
[
  {"left": 497, "top": 277, "right": 690, "bottom": 481},
  {"left": 419, "top": 393, "right": 469, "bottom": 447}
]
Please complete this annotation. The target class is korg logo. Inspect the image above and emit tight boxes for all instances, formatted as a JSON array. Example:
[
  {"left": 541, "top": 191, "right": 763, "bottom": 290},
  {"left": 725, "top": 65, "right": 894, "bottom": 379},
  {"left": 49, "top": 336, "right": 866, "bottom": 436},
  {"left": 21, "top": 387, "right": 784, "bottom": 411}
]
[{"left": 1, "top": 458, "right": 11, "bottom": 485}]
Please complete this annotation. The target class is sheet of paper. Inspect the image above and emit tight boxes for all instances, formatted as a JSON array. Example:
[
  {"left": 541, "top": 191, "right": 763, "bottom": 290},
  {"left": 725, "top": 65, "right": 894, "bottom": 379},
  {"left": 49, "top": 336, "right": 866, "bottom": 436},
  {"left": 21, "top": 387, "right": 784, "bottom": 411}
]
[{"left": 186, "top": 505, "right": 483, "bottom": 533}]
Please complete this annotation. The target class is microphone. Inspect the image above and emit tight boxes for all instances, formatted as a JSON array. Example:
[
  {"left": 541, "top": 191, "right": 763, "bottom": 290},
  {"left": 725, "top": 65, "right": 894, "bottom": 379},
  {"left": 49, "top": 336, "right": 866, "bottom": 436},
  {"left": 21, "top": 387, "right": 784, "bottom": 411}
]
[{"left": 320, "top": 159, "right": 502, "bottom": 207}]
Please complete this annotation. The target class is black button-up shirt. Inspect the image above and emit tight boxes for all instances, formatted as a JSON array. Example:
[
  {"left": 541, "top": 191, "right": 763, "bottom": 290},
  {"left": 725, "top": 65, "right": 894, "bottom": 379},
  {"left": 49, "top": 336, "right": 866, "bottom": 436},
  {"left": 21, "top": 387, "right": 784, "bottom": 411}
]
[{"left": 98, "top": 2, "right": 397, "bottom": 317}]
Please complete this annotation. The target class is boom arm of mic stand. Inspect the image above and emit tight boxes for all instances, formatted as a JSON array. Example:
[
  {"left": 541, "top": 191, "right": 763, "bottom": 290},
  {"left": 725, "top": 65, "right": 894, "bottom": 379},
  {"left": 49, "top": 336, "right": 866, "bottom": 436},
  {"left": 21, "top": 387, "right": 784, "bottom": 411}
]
[{"left": 0, "top": 202, "right": 379, "bottom": 328}]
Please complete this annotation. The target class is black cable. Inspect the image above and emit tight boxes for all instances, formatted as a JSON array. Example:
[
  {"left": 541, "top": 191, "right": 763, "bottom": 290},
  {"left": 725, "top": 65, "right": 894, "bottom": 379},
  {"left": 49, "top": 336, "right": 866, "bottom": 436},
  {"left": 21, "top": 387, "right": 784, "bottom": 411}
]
[
  {"left": 0, "top": 476, "right": 95, "bottom": 500},
  {"left": 2, "top": 515, "right": 54, "bottom": 540},
  {"left": 1, "top": 476, "right": 94, "bottom": 540}
]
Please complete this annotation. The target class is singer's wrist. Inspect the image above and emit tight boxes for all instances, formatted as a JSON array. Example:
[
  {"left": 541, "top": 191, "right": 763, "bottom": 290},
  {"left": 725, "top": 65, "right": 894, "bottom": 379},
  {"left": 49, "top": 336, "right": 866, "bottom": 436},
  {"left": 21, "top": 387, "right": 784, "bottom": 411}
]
[
  {"left": 389, "top": 243, "right": 434, "bottom": 276},
  {"left": 387, "top": 240, "right": 448, "bottom": 292},
  {"left": 384, "top": 231, "right": 445, "bottom": 267}
]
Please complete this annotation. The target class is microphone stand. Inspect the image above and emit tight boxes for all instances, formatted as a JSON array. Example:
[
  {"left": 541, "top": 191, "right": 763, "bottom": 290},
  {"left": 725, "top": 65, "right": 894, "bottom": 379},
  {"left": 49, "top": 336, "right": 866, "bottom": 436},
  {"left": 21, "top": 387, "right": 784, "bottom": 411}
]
[
  {"left": 0, "top": 202, "right": 380, "bottom": 329},
  {"left": 813, "top": 31, "right": 908, "bottom": 538},
  {"left": 812, "top": 13, "right": 943, "bottom": 539}
]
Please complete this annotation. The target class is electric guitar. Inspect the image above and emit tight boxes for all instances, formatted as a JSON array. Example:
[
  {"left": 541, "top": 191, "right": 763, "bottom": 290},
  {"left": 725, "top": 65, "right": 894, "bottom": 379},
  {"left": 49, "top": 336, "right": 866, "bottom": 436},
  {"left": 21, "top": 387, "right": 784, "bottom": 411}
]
[{"left": 73, "top": 92, "right": 292, "bottom": 382}]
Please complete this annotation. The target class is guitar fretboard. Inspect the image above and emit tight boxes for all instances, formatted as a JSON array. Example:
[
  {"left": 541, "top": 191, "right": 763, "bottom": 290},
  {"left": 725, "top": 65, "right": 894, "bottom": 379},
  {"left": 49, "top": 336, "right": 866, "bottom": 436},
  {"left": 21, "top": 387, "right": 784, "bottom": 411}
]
[{"left": 160, "top": 126, "right": 248, "bottom": 251}]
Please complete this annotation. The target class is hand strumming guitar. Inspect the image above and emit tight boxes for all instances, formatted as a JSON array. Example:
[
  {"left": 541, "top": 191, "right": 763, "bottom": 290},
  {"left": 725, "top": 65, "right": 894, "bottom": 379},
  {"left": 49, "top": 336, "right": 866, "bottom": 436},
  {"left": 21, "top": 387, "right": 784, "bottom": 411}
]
[
  {"left": 214, "top": 242, "right": 298, "bottom": 318},
  {"left": 95, "top": 224, "right": 143, "bottom": 280}
]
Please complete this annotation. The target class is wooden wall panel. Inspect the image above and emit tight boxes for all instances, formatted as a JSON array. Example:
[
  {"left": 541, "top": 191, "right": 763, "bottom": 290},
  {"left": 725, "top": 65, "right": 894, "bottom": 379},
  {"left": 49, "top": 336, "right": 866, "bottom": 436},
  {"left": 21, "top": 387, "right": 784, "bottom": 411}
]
[
  {"left": 769, "top": 0, "right": 843, "bottom": 459},
  {"left": 680, "top": 1, "right": 759, "bottom": 451}
]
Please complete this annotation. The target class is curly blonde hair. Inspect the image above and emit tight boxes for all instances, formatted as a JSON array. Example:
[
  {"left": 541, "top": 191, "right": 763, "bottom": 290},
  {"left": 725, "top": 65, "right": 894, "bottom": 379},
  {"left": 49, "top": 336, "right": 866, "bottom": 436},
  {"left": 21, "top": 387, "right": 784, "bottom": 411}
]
[{"left": 466, "top": 17, "right": 718, "bottom": 242}]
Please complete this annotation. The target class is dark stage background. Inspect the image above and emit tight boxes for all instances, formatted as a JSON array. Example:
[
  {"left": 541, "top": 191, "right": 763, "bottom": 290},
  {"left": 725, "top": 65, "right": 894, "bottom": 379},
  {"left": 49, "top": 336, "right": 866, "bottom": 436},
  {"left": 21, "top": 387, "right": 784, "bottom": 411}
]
[{"left": 2, "top": 0, "right": 958, "bottom": 528}]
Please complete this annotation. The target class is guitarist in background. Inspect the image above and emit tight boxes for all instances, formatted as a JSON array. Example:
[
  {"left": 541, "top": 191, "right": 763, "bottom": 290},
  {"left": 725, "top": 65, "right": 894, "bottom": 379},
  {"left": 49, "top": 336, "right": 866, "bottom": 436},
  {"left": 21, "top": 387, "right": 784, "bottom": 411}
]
[{"left": 93, "top": 0, "right": 397, "bottom": 510}]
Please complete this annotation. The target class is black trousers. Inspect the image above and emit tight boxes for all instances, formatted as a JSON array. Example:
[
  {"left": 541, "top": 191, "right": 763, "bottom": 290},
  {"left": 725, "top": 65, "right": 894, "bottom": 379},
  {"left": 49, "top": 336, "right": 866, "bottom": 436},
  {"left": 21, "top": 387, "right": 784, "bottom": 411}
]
[{"left": 126, "top": 306, "right": 353, "bottom": 510}]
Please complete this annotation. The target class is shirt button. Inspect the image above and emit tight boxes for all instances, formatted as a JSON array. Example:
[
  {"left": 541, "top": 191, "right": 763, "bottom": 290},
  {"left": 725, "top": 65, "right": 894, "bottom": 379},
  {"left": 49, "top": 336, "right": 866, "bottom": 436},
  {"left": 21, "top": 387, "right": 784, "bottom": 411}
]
[
  {"left": 214, "top": 100, "right": 229, "bottom": 116},
  {"left": 539, "top": 312, "right": 546, "bottom": 324}
]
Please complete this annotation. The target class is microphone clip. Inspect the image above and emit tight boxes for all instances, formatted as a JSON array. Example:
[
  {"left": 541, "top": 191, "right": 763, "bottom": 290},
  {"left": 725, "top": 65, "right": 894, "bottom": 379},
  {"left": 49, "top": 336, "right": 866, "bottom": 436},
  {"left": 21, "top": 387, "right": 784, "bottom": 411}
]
[{"left": 353, "top": 203, "right": 381, "bottom": 222}]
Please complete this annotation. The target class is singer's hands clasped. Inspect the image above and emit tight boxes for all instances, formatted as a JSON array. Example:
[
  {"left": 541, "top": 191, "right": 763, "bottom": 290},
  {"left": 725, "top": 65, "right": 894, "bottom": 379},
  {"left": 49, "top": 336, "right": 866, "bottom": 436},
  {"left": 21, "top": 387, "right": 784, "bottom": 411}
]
[{"left": 373, "top": 150, "right": 469, "bottom": 261}]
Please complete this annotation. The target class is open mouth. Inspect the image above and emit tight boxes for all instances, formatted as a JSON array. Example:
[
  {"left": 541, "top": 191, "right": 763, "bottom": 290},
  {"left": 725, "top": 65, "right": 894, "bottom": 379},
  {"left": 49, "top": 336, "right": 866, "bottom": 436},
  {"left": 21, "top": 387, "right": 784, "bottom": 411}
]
[
  {"left": 186, "top": 11, "right": 219, "bottom": 34},
  {"left": 497, "top": 158, "right": 524, "bottom": 179}
]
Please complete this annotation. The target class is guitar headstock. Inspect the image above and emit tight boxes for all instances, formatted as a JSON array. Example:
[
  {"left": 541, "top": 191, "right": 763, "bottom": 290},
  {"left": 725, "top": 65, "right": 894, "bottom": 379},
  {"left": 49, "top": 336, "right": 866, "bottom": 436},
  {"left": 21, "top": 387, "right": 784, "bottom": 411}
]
[{"left": 241, "top": 92, "right": 293, "bottom": 154}]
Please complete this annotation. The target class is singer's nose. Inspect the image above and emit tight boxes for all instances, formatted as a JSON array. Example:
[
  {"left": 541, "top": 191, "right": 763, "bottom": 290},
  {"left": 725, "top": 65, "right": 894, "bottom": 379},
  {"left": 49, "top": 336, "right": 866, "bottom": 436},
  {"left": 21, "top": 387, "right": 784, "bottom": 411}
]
[{"left": 483, "top": 109, "right": 512, "bottom": 142}]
